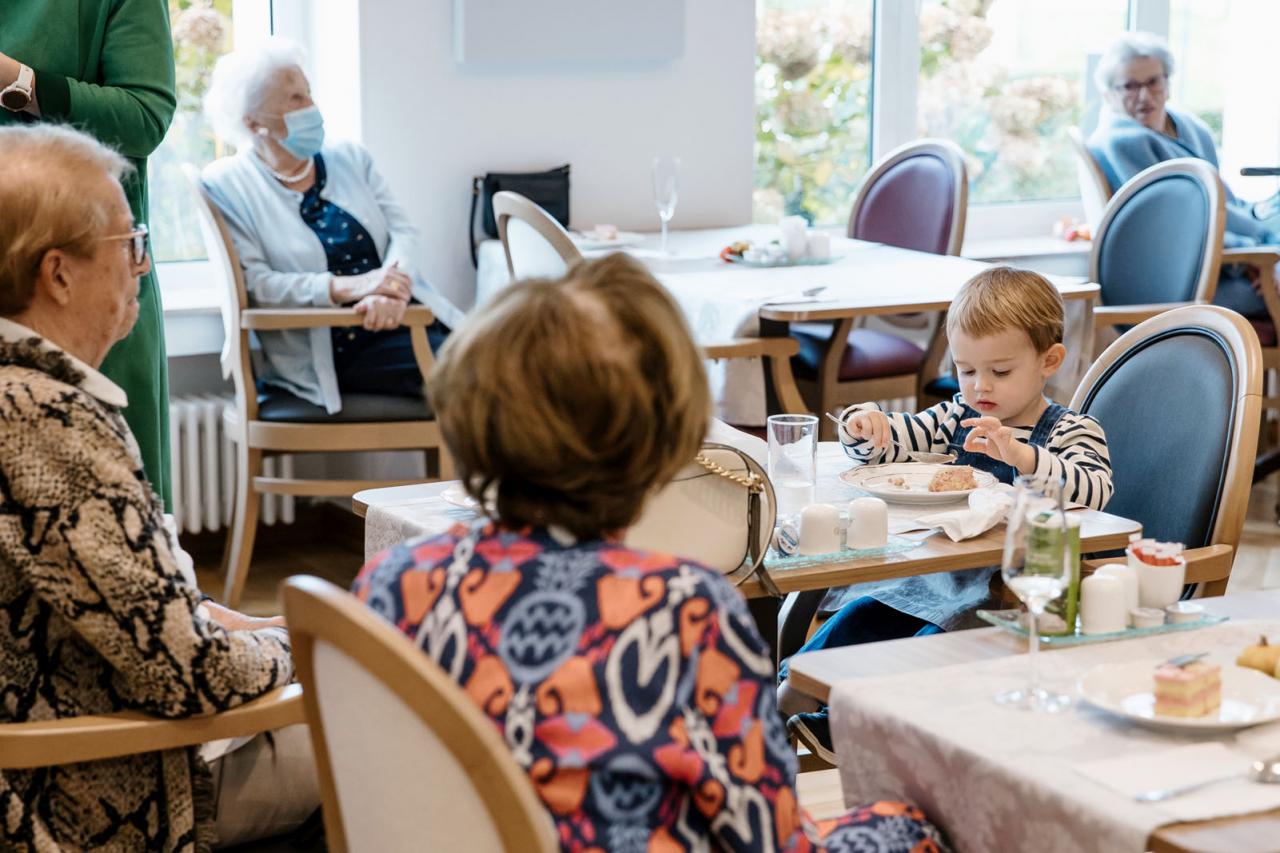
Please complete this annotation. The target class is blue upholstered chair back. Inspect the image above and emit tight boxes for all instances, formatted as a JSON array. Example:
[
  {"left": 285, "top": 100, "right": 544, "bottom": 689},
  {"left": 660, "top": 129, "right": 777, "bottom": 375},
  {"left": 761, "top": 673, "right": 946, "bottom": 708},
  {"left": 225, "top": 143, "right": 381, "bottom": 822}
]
[
  {"left": 1090, "top": 158, "right": 1225, "bottom": 307},
  {"left": 1071, "top": 306, "right": 1259, "bottom": 551}
]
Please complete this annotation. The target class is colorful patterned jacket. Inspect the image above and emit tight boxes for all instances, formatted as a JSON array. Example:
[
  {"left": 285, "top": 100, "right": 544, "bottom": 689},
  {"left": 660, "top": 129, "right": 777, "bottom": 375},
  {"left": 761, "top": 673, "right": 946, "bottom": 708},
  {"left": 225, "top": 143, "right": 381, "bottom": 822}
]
[
  {"left": 0, "top": 323, "right": 293, "bottom": 852},
  {"left": 354, "top": 520, "right": 947, "bottom": 852}
]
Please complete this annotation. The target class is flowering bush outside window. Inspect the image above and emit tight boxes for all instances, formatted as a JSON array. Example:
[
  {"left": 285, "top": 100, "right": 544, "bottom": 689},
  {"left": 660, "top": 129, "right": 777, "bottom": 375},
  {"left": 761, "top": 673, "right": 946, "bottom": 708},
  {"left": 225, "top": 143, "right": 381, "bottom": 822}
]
[
  {"left": 753, "top": 1, "right": 874, "bottom": 226},
  {"left": 150, "top": 0, "right": 235, "bottom": 263}
]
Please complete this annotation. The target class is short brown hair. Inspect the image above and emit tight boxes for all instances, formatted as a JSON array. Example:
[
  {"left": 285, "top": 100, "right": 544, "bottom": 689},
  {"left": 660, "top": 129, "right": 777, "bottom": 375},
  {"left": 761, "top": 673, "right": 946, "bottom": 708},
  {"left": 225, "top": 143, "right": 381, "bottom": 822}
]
[
  {"left": 429, "top": 253, "right": 711, "bottom": 539},
  {"left": 946, "top": 266, "right": 1064, "bottom": 352},
  {"left": 0, "top": 124, "right": 131, "bottom": 315}
]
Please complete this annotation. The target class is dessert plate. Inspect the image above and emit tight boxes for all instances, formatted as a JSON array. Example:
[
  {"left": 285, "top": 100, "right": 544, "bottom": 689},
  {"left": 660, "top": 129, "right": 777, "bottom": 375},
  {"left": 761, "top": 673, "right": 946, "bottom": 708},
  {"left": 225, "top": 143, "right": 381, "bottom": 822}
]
[
  {"left": 839, "top": 462, "right": 996, "bottom": 505},
  {"left": 572, "top": 231, "right": 645, "bottom": 250},
  {"left": 1077, "top": 659, "right": 1280, "bottom": 732}
]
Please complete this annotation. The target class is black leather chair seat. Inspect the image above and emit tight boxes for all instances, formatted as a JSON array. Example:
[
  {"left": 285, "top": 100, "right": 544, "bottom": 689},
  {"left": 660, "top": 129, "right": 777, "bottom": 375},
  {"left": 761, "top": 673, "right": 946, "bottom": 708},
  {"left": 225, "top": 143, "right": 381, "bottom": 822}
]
[
  {"left": 257, "top": 389, "right": 432, "bottom": 423},
  {"left": 790, "top": 324, "right": 924, "bottom": 381}
]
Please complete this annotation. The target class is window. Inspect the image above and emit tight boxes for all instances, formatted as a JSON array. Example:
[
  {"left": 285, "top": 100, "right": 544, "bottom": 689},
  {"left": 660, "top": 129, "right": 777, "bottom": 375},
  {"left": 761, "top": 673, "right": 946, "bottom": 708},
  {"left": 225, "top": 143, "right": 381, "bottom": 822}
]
[
  {"left": 149, "top": 1, "right": 236, "bottom": 265},
  {"left": 753, "top": 0, "right": 875, "bottom": 226},
  {"left": 1167, "top": 0, "right": 1227, "bottom": 146},
  {"left": 916, "top": 0, "right": 1128, "bottom": 204}
]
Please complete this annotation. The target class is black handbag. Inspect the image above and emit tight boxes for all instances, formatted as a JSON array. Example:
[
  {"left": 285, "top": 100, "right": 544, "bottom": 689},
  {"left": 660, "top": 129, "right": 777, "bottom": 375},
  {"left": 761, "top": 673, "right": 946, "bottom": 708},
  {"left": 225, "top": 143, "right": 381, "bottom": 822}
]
[{"left": 469, "top": 164, "right": 571, "bottom": 266}]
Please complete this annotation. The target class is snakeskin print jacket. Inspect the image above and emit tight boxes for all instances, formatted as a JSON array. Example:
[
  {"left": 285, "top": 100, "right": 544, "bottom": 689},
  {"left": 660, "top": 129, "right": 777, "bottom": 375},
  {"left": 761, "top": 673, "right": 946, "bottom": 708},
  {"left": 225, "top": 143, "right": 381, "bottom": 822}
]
[{"left": 0, "top": 321, "right": 293, "bottom": 852}]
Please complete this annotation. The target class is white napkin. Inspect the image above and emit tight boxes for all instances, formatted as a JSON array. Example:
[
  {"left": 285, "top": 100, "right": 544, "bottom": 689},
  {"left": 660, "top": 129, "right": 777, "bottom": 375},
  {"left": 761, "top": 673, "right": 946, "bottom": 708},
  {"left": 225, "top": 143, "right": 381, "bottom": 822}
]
[
  {"left": 1075, "top": 741, "right": 1280, "bottom": 823},
  {"left": 890, "top": 485, "right": 1014, "bottom": 541}
]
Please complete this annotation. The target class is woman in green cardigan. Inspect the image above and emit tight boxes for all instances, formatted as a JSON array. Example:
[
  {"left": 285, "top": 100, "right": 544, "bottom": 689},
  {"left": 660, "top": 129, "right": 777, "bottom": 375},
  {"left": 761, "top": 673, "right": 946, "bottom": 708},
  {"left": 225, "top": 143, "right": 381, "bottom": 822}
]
[{"left": 0, "top": 0, "right": 176, "bottom": 507}]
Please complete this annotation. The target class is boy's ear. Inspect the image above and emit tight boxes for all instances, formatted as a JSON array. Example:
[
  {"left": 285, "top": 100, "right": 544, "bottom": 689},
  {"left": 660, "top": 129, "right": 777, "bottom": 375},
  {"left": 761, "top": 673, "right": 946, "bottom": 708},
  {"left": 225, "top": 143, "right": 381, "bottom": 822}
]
[{"left": 1041, "top": 342, "right": 1067, "bottom": 377}]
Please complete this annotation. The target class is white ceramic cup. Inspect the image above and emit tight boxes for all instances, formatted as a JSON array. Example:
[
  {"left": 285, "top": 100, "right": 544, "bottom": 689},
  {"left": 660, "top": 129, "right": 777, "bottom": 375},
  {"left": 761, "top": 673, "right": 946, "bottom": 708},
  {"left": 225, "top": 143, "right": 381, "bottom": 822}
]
[
  {"left": 1080, "top": 573, "right": 1127, "bottom": 635},
  {"left": 1130, "top": 547, "right": 1186, "bottom": 609},
  {"left": 806, "top": 232, "right": 832, "bottom": 259},
  {"left": 1093, "top": 563, "right": 1139, "bottom": 623},
  {"left": 846, "top": 496, "right": 888, "bottom": 550},
  {"left": 798, "top": 503, "right": 842, "bottom": 555}
]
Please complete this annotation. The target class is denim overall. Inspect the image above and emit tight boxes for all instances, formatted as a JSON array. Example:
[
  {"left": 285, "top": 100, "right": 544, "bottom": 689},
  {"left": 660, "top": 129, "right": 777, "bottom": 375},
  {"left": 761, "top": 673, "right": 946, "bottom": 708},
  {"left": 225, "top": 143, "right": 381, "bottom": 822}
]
[{"left": 783, "top": 401, "right": 1071, "bottom": 672}]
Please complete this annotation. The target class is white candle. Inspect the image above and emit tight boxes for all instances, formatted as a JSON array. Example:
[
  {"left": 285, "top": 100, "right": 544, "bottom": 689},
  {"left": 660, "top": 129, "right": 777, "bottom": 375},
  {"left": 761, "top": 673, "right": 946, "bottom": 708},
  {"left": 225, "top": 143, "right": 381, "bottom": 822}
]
[
  {"left": 1093, "top": 563, "right": 1139, "bottom": 624},
  {"left": 1080, "top": 574, "right": 1126, "bottom": 635},
  {"left": 846, "top": 497, "right": 888, "bottom": 550}
]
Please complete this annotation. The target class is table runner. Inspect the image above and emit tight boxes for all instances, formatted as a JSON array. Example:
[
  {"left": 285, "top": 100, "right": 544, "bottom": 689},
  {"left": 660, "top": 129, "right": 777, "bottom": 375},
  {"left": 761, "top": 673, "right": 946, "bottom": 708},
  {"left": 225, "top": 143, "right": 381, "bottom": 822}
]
[{"left": 829, "top": 620, "right": 1280, "bottom": 853}]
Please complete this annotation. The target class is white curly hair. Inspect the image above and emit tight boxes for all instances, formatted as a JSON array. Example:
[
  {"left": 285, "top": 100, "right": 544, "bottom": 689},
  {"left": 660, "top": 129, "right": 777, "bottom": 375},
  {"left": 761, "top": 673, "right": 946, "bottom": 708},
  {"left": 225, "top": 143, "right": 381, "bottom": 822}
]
[
  {"left": 1094, "top": 31, "right": 1175, "bottom": 95},
  {"left": 204, "top": 36, "right": 309, "bottom": 149}
]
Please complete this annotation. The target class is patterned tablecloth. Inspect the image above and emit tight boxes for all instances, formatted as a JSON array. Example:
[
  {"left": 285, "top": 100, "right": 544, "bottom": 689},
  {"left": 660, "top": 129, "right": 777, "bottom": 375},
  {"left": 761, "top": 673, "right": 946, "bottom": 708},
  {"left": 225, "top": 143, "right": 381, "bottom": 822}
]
[{"left": 829, "top": 620, "right": 1280, "bottom": 853}]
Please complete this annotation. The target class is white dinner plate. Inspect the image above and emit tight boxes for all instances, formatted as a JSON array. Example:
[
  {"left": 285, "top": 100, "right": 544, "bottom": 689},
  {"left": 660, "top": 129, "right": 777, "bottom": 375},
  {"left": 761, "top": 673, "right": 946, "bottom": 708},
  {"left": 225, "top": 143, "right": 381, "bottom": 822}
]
[
  {"left": 1077, "top": 659, "right": 1280, "bottom": 733},
  {"left": 440, "top": 485, "right": 480, "bottom": 511},
  {"left": 572, "top": 231, "right": 645, "bottom": 250},
  {"left": 839, "top": 462, "right": 995, "bottom": 505}
]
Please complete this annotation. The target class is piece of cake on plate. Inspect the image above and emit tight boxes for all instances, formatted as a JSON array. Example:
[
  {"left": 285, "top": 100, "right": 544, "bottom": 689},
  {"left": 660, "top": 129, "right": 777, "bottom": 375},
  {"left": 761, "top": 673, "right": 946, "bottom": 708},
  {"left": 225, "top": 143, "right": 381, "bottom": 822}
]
[
  {"left": 927, "top": 465, "right": 978, "bottom": 492},
  {"left": 1153, "top": 660, "right": 1221, "bottom": 718}
]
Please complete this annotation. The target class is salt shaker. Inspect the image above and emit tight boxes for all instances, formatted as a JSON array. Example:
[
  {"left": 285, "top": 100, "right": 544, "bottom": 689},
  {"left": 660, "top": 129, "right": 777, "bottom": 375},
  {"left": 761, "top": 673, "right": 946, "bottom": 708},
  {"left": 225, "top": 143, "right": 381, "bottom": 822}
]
[
  {"left": 846, "top": 497, "right": 888, "bottom": 550},
  {"left": 780, "top": 215, "right": 809, "bottom": 261},
  {"left": 1080, "top": 573, "right": 1126, "bottom": 635},
  {"left": 798, "top": 503, "right": 842, "bottom": 555}
]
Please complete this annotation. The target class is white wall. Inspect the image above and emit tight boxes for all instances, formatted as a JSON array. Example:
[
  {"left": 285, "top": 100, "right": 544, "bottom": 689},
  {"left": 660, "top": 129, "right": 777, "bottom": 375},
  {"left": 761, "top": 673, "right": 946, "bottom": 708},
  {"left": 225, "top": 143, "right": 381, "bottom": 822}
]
[{"left": 356, "top": 0, "right": 756, "bottom": 310}]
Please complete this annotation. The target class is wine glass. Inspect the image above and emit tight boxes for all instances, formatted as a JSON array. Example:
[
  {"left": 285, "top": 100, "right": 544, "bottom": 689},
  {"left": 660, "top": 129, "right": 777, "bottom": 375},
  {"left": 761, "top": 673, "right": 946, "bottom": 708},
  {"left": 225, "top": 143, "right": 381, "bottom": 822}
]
[
  {"left": 652, "top": 157, "right": 680, "bottom": 254},
  {"left": 995, "top": 475, "right": 1073, "bottom": 712}
]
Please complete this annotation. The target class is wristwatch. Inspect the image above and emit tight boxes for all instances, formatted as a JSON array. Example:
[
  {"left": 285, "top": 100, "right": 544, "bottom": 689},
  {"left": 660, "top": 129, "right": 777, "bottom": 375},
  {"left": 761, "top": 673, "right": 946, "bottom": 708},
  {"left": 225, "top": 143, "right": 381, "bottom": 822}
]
[{"left": 0, "top": 63, "right": 34, "bottom": 112}]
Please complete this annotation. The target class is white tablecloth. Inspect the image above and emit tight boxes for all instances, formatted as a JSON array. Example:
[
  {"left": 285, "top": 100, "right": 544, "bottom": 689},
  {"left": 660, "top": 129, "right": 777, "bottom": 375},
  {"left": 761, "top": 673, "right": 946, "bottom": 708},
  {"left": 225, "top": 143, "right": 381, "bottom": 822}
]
[{"left": 829, "top": 620, "right": 1280, "bottom": 853}]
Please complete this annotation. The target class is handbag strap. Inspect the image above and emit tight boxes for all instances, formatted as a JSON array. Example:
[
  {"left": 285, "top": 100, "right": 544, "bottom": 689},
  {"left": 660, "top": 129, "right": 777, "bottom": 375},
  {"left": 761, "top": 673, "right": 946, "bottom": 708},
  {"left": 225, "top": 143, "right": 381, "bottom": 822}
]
[
  {"left": 696, "top": 444, "right": 782, "bottom": 597},
  {"left": 469, "top": 176, "right": 482, "bottom": 268}
]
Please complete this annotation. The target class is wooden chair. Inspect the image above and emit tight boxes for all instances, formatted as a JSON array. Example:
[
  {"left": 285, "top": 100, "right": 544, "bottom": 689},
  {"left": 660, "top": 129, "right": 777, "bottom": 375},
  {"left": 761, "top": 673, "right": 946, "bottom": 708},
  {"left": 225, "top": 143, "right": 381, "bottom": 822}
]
[
  {"left": 493, "top": 190, "right": 808, "bottom": 416},
  {"left": 1088, "top": 158, "right": 1226, "bottom": 346},
  {"left": 789, "top": 139, "right": 968, "bottom": 437},
  {"left": 183, "top": 166, "right": 452, "bottom": 608},
  {"left": 282, "top": 576, "right": 557, "bottom": 853},
  {"left": 1073, "top": 304, "right": 1262, "bottom": 595},
  {"left": 1067, "top": 125, "right": 1113, "bottom": 231}
]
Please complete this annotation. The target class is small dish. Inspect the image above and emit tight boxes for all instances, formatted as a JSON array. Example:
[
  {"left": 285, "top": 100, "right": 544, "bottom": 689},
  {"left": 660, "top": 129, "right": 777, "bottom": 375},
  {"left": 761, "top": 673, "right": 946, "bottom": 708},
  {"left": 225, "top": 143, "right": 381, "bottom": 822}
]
[
  {"left": 1077, "top": 659, "right": 1280, "bottom": 733},
  {"left": 572, "top": 231, "right": 645, "bottom": 250},
  {"left": 440, "top": 485, "right": 480, "bottom": 511},
  {"left": 839, "top": 462, "right": 996, "bottom": 505}
]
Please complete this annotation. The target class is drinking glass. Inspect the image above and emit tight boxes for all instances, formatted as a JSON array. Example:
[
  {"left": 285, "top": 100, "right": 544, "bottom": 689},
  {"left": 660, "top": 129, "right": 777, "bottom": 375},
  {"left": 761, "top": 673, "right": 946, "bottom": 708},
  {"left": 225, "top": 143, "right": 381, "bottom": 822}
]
[
  {"left": 767, "top": 414, "right": 818, "bottom": 518},
  {"left": 652, "top": 157, "right": 680, "bottom": 254},
  {"left": 995, "top": 475, "right": 1073, "bottom": 712}
]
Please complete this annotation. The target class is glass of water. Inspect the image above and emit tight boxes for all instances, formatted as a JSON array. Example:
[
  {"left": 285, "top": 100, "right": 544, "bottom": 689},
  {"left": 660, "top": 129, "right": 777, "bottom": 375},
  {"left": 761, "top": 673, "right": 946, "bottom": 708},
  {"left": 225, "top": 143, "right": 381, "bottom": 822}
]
[
  {"left": 996, "top": 475, "right": 1073, "bottom": 712},
  {"left": 652, "top": 156, "right": 680, "bottom": 254},
  {"left": 767, "top": 414, "right": 818, "bottom": 518}
]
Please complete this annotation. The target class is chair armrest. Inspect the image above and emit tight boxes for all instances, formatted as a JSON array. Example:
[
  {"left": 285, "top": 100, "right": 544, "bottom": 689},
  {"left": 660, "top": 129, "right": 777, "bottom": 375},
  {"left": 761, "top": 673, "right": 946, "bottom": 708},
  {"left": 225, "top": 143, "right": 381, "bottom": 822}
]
[
  {"left": 1083, "top": 544, "right": 1233, "bottom": 584},
  {"left": 703, "top": 337, "right": 800, "bottom": 360},
  {"left": 1094, "top": 302, "right": 1198, "bottom": 326},
  {"left": 0, "top": 684, "right": 304, "bottom": 769},
  {"left": 241, "top": 305, "right": 436, "bottom": 331},
  {"left": 1221, "top": 247, "right": 1280, "bottom": 268}
]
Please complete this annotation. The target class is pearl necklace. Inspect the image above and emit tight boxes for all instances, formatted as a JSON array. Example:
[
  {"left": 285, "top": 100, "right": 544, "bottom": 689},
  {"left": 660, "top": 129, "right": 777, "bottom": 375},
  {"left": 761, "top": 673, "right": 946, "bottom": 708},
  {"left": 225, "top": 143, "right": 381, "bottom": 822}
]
[{"left": 258, "top": 153, "right": 314, "bottom": 184}]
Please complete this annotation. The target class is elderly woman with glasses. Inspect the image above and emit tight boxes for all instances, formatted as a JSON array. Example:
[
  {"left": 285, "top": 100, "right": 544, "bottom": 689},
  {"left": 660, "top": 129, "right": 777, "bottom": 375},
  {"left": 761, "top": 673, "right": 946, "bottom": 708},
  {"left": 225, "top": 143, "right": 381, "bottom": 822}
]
[
  {"left": 0, "top": 124, "right": 318, "bottom": 851},
  {"left": 201, "top": 37, "right": 462, "bottom": 417},
  {"left": 1088, "top": 31, "right": 1280, "bottom": 320}
]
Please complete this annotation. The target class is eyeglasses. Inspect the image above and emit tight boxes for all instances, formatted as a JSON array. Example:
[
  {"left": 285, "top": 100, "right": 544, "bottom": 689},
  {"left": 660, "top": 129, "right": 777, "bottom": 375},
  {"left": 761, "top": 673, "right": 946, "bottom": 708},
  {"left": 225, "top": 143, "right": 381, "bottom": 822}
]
[
  {"left": 99, "top": 224, "right": 150, "bottom": 266},
  {"left": 1113, "top": 75, "right": 1166, "bottom": 97}
]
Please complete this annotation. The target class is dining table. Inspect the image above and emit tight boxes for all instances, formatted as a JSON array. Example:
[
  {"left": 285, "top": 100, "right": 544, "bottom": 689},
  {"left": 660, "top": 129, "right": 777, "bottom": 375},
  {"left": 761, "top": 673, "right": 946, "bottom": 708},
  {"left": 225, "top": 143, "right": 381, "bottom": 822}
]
[
  {"left": 787, "top": 587, "right": 1280, "bottom": 853},
  {"left": 474, "top": 227, "right": 1101, "bottom": 425}
]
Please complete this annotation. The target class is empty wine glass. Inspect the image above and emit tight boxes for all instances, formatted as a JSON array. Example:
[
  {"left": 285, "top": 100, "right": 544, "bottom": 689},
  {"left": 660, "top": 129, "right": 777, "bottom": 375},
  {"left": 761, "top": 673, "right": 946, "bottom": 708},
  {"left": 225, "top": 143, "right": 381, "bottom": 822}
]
[
  {"left": 652, "top": 157, "right": 680, "bottom": 254},
  {"left": 996, "top": 475, "right": 1073, "bottom": 712}
]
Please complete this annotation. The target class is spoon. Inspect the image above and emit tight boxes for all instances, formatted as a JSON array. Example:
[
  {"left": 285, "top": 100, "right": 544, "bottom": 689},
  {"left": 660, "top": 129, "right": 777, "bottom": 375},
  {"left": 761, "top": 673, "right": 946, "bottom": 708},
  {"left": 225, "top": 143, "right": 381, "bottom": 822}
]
[
  {"left": 1133, "top": 755, "right": 1280, "bottom": 803},
  {"left": 823, "top": 412, "right": 959, "bottom": 464}
]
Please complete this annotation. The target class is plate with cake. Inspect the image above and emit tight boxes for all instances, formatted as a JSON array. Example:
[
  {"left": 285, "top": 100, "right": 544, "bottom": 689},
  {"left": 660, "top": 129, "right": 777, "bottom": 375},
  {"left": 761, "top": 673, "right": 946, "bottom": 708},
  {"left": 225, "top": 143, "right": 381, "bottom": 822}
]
[
  {"left": 839, "top": 462, "right": 997, "bottom": 505},
  {"left": 1077, "top": 657, "right": 1280, "bottom": 732}
]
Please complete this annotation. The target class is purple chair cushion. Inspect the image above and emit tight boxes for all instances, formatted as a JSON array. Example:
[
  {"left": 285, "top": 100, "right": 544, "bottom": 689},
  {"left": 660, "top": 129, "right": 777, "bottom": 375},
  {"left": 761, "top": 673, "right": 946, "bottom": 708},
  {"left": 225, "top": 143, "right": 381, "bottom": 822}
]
[
  {"left": 1250, "top": 318, "right": 1277, "bottom": 347},
  {"left": 850, "top": 153, "right": 957, "bottom": 255},
  {"left": 790, "top": 324, "right": 925, "bottom": 381}
]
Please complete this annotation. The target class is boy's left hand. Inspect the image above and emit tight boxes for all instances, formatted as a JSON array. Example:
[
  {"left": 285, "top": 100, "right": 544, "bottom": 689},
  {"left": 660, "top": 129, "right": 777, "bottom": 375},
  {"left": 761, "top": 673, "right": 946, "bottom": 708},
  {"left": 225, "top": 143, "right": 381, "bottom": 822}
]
[{"left": 960, "top": 417, "right": 1035, "bottom": 474}]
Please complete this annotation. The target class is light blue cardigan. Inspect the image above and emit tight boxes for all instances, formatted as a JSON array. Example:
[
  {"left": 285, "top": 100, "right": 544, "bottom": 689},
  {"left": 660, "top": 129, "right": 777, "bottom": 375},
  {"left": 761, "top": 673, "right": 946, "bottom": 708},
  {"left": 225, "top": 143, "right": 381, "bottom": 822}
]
[
  {"left": 1087, "top": 105, "right": 1280, "bottom": 249},
  {"left": 203, "top": 140, "right": 463, "bottom": 413}
]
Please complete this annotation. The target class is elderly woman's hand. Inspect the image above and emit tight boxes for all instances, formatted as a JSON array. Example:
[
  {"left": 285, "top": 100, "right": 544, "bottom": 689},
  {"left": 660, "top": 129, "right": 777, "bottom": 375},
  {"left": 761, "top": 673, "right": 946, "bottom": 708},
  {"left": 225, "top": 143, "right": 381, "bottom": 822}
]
[
  {"left": 330, "top": 261, "right": 412, "bottom": 305},
  {"left": 353, "top": 293, "right": 407, "bottom": 331},
  {"left": 200, "top": 600, "right": 287, "bottom": 632}
]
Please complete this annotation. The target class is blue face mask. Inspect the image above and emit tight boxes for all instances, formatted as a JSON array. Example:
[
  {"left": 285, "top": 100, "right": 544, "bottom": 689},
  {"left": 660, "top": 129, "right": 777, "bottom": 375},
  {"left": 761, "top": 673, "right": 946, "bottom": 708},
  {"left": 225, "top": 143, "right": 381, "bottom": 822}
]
[{"left": 280, "top": 105, "right": 325, "bottom": 159}]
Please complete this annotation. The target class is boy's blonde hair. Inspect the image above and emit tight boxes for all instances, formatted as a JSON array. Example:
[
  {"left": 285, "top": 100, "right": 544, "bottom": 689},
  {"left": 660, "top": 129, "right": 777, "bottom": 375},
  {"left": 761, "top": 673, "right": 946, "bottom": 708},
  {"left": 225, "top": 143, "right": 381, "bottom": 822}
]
[
  {"left": 428, "top": 253, "right": 711, "bottom": 540},
  {"left": 946, "top": 266, "right": 1064, "bottom": 353}
]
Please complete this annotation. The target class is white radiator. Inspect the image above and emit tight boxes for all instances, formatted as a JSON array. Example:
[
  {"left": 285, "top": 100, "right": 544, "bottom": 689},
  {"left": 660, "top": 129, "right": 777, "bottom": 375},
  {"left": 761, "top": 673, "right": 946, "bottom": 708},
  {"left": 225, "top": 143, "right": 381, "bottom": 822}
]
[{"left": 168, "top": 395, "right": 295, "bottom": 535}]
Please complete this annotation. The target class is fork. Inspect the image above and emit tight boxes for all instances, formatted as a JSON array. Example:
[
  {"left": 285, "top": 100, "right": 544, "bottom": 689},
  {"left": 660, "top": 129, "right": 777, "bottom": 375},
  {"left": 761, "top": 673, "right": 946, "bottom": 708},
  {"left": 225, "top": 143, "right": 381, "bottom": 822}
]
[{"left": 823, "top": 412, "right": 962, "bottom": 463}]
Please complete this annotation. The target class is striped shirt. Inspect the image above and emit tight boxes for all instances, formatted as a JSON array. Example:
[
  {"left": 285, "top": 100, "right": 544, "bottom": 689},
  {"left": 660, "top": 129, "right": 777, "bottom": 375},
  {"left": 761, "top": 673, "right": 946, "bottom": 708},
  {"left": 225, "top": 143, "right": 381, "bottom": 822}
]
[{"left": 838, "top": 395, "right": 1114, "bottom": 510}]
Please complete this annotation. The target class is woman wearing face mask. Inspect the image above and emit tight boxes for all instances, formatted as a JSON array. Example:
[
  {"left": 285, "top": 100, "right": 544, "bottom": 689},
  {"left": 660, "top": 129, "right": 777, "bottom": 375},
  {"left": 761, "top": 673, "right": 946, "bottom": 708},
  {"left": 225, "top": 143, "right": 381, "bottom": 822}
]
[{"left": 202, "top": 38, "right": 462, "bottom": 415}]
